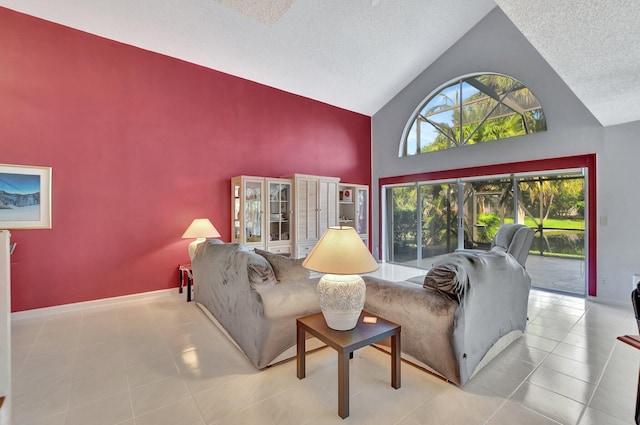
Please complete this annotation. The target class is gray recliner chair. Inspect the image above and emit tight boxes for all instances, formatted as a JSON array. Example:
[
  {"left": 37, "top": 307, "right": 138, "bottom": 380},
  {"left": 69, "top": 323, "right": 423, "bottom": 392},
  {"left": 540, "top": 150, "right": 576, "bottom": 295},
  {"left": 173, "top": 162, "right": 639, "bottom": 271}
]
[
  {"left": 489, "top": 223, "right": 535, "bottom": 267},
  {"left": 456, "top": 223, "right": 534, "bottom": 267}
]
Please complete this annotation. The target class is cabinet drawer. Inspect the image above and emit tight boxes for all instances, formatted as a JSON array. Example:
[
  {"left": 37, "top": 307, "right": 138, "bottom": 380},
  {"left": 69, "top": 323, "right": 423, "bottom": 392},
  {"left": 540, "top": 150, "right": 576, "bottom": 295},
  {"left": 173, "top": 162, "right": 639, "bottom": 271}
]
[
  {"left": 269, "top": 245, "right": 291, "bottom": 255},
  {"left": 297, "top": 244, "right": 315, "bottom": 258}
]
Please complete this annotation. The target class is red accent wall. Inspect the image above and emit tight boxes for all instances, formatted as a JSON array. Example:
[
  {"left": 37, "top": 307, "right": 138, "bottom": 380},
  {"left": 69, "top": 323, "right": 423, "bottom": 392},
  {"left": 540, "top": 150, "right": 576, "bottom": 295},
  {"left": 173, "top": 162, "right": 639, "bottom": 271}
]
[{"left": 0, "top": 8, "right": 372, "bottom": 311}]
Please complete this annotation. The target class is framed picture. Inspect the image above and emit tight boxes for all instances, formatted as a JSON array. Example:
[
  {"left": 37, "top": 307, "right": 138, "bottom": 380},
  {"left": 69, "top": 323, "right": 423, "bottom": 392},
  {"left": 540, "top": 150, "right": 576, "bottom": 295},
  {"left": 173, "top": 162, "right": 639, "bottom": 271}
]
[{"left": 0, "top": 164, "right": 51, "bottom": 229}]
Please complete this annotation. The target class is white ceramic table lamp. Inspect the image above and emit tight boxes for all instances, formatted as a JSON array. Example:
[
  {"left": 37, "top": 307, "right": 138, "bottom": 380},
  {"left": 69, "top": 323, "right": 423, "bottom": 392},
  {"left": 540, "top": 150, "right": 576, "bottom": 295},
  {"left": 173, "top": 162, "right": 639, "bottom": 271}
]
[
  {"left": 182, "top": 219, "right": 221, "bottom": 259},
  {"left": 302, "top": 226, "right": 378, "bottom": 330}
]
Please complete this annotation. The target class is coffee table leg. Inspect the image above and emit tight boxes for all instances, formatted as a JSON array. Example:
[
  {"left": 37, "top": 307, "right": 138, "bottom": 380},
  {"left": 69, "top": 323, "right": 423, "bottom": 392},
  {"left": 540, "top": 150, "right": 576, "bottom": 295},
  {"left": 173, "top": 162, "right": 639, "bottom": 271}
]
[
  {"left": 338, "top": 351, "right": 349, "bottom": 418},
  {"left": 391, "top": 333, "right": 401, "bottom": 389},
  {"left": 297, "top": 324, "right": 306, "bottom": 379}
]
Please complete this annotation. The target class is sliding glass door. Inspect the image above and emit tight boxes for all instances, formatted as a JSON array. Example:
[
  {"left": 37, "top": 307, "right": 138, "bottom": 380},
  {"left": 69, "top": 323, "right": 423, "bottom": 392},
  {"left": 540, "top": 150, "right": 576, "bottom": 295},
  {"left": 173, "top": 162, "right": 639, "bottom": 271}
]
[
  {"left": 386, "top": 182, "right": 458, "bottom": 268},
  {"left": 387, "top": 185, "right": 418, "bottom": 266},
  {"left": 517, "top": 172, "right": 585, "bottom": 294},
  {"left": 385, "top": 169, "right": 586, "bottom": 295},
  {"left": 419, "top": 182, "right": 459, "bottom": 265},
  {"left": 462, "top": 176, "right": 514, "bottom": 250}
]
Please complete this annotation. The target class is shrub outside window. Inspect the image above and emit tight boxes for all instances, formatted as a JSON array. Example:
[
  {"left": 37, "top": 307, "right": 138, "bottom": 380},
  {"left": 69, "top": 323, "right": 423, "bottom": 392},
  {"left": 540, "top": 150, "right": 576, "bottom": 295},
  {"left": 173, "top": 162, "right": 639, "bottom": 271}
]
[{"left": 401, "top": 73, "right": 546, "bottom": 156}]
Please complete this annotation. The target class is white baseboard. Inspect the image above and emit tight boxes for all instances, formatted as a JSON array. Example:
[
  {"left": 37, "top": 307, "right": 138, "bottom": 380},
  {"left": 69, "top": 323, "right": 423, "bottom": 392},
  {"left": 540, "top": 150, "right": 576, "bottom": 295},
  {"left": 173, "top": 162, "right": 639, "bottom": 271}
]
[{"left": 12, "top": 288, "right": 179, "bottom": 322}]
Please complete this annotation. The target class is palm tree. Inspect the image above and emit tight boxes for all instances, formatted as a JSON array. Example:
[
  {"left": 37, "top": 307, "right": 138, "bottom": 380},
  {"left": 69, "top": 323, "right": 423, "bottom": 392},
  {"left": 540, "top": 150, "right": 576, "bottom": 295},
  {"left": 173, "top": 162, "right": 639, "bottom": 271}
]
[{"left": 414, "top": 73, "right": 547, "bottom": 153}]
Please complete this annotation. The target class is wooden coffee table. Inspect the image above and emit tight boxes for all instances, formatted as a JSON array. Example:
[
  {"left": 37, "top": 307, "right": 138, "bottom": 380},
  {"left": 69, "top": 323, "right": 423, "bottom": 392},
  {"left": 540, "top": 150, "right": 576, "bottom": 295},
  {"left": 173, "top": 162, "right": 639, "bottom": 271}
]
[{"left": 296, "top": 311, "right": 401, "bottom": 419}]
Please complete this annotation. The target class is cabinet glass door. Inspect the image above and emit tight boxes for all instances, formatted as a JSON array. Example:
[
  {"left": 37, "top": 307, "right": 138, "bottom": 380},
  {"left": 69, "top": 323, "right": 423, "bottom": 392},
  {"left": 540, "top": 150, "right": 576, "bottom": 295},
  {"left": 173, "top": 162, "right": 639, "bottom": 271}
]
[
  {"left": 233, "top": 182, "right": 241, "bottom": 243},
  {"left": 245, "top": 181, "right": 263, "bottom": 243},
  {"left": 268, "top": 182, "right": 291, "bottom": 242},
  {"left": 356, "top": 188, "right": 368, "bottom": 235}
]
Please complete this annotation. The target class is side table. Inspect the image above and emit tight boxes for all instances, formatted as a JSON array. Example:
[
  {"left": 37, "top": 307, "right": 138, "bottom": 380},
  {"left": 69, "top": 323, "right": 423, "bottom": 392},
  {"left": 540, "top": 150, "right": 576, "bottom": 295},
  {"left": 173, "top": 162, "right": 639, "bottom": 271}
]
[
  {"left": 296, "top": 311, "right": 401, "bottom": 419},
  {"left": 179, "top": 263, "right": 193, "bottom": 302}
]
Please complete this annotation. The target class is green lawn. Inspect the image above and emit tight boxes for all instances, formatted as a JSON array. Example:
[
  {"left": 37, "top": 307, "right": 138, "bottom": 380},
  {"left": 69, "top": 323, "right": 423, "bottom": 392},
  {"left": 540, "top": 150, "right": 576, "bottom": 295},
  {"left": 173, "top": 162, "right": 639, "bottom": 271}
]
[{"left": 505, "top": 217, "right": 584, "bottom": 230}]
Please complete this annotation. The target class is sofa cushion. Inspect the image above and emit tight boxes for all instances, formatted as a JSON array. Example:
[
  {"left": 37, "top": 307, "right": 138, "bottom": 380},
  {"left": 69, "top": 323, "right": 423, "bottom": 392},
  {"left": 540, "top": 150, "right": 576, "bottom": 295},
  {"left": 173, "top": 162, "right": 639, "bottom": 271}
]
[
  {"left": 255, "top": 249, "right": 309, "bottom": 282},
  {"left": 247, "top": 252, "right": 277, "bottom": 286}
]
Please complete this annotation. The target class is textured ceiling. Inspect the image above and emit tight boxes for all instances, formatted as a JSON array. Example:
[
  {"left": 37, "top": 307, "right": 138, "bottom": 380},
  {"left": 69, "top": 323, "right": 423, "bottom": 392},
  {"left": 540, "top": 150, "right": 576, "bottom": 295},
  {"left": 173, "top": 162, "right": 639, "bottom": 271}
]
[
  {"left": 0, "top": 0, "right": 495, "bottom": 116},
  {"left": 495, "top": 0, "right": 640, "bottom": 127},
  {"left": 1, "top": 0, "right": 639, "bottom": 126},
  {"left": 213, "top": 0, "right": 296, "bottom": 25}
]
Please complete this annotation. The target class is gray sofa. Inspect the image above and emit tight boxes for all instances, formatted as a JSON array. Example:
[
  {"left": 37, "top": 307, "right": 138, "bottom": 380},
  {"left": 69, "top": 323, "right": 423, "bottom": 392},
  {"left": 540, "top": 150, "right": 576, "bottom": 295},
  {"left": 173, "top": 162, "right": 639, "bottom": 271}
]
[{"left": 192, "top": 224, "right": 534, "bottom": 385}]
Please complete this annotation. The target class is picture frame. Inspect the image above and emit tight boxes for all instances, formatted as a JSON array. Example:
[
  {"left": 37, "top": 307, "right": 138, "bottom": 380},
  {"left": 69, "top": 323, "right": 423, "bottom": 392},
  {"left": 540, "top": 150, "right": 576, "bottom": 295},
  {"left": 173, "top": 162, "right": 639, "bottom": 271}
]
[{"left": 0, "top": 164, "right": 52, "bottom": 229}]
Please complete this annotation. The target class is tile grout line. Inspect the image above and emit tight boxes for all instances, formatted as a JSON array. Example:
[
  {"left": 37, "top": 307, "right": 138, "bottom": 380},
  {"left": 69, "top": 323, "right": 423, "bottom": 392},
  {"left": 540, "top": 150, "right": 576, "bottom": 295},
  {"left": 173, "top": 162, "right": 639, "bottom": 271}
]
[{"left": 487, "top": 294, "right": 589, "bottom": 423}]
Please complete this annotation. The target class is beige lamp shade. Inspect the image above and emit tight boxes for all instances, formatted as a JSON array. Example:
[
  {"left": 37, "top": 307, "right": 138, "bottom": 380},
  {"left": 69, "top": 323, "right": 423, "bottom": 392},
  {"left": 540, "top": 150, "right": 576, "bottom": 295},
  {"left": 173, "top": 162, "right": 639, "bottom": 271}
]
[
  {"left": 182, "top": 219, "right": 221, "bottom": 260},
  {"left": 303, "top": 226, "right": 378, "bottom": 275},
  {"left": 182, "top": 219, "right": 221, "bottom": 239}
]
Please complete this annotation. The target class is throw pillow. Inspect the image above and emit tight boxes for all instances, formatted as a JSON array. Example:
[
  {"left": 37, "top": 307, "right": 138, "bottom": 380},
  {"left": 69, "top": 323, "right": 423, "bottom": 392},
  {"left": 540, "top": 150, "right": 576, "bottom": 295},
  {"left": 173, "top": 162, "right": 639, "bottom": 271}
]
[
  {"left": 246, "top": 251, "right": 277, "bottom": 286},
  {"left": 254, "top": 249, "right": 310, "bottom": 282},
  {"left": 423, "top": 265, "right": 463, "bottom": 296}
]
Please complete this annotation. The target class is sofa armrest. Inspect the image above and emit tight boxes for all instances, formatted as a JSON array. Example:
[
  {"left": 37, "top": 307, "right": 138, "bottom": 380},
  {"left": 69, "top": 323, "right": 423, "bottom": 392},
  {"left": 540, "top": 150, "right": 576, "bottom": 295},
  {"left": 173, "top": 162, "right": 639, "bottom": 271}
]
[
  {"left": 363, "top": 276, "right": 461, "bottom": 382},
  {"left": 192, "top": 243, "right": 267, "bottom": 363},
  {"left": 255, "top": 278, "right": 320, "bottom": 320},
  {"left": 193, "top": 242, "right": 323, "bottom": 368}
]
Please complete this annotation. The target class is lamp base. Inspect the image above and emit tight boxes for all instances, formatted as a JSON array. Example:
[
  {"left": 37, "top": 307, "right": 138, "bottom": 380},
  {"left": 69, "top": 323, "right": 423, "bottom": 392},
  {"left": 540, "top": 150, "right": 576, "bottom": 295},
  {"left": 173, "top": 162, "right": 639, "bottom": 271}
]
[
  {"left": 188, "top": 238, "right": 206, "bottom": 260},
  {"left": 321, "top": 310, "right": 363, "bottom": 331},
  {"left": 317, "top": 274, "right": 366, "bottom": 331}
]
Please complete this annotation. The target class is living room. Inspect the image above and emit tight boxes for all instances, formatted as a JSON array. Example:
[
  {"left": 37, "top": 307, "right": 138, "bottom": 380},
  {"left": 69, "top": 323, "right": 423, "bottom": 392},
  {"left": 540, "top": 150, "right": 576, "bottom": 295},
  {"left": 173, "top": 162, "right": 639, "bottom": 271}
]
[{"left": 2, "top": 1, "right": 640, "bottom": 424}]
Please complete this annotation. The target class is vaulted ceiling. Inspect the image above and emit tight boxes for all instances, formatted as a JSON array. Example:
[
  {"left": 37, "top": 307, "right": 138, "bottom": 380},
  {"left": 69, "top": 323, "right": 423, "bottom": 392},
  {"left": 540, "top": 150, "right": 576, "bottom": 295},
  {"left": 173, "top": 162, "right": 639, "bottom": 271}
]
[{"left": 2, "top": 0, "right": 639, "bottom": 126}]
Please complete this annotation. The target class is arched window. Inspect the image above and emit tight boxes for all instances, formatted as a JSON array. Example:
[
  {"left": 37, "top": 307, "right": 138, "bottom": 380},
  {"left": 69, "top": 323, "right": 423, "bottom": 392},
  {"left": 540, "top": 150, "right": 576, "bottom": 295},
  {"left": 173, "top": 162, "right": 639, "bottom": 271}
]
[{"left": 400, "top": 73, "right": 546, "bottom": 156}]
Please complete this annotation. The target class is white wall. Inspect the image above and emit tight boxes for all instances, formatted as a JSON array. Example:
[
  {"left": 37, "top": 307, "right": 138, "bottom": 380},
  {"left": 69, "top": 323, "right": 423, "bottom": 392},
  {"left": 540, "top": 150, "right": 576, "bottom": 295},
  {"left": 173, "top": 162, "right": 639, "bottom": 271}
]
[
  {"left": 371, "top": 6, "right": 637, "bottom": 302},
  {"left": 0, "top": 230, "right": 11, "bottom": 425},
  {"left": 596, "top": 121, "right": 640, "bottom": 301}
]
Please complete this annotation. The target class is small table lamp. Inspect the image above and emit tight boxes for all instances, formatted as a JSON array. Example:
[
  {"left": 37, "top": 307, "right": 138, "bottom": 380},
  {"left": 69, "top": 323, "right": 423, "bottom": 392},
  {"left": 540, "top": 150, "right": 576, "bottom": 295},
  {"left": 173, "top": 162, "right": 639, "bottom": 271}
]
[
  {"left": 302, "top": 226, "right": 378, "bottom": 330},
  {"left": 182, "top": 218, "right": 221, "bottom": 259}
]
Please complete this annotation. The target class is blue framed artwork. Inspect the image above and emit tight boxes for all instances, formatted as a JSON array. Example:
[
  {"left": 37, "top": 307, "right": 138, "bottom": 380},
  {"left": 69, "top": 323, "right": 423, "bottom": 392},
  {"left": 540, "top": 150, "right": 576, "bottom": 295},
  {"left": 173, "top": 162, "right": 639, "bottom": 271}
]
[{"left": 0, "top": 164, "right": 51, "bottom": 229}]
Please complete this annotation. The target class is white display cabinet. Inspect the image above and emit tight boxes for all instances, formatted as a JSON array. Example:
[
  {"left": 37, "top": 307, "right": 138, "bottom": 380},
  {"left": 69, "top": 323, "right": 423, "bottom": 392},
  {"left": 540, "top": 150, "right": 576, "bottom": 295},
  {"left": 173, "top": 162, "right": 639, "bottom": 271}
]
[
  {"left": 232, "top": 176, "right": 293, "bottom": 254},
  {"left": 266, "top": 178, "right": 292, "bottom": 255},
  {"left": 233, "top": 174, "right": 341, "bottom": 258},
  {"left": 284, "top": 174, "right": 340, "bottom": 258},
  {"left": 339, "top": 183, "right": 369, "bottom": 247},
  {"left": 232, "top": 176, "right": 266, "bottom": 250}
]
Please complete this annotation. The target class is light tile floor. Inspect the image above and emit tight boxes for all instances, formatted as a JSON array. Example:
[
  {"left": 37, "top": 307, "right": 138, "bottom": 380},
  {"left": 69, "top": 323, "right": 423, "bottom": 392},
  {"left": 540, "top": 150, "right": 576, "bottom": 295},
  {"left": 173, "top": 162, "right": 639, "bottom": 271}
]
[{"left": 10, "top": 264, "right": 640, "bottom": 425}]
